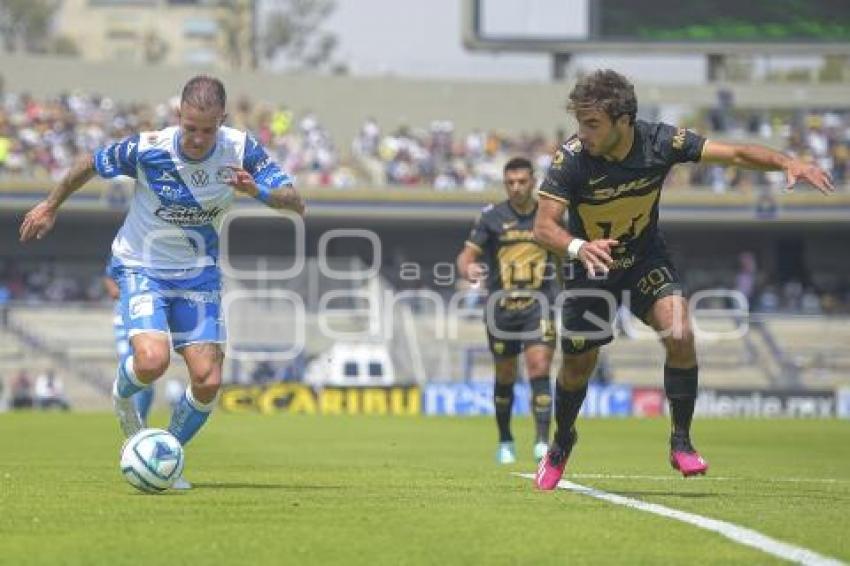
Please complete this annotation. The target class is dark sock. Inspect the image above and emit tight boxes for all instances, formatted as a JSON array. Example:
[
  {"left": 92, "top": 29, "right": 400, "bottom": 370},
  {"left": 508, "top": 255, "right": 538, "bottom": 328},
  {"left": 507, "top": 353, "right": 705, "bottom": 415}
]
[
  {"left": 529, "top": 376, "right": 552, "bottom": 444},
  {"left": 664, "top": 365, "right": 698, "bottom": 438},
  {"left": 553, "top": 381, "right": 587, "bottom": 450},
  {"left": 494, "top": 381, "right": 514, "bottom": 442}
]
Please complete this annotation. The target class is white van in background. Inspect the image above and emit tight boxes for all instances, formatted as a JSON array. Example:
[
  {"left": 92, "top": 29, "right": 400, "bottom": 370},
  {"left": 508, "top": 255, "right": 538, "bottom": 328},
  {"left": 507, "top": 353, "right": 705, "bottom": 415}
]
[{"left": 304, "top": 342, "right": 396, "bottom": 387}]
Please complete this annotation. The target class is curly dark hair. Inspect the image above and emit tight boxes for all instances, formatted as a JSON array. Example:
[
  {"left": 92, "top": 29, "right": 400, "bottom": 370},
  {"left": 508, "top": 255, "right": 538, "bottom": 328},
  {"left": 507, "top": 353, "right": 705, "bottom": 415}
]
[{"left": 568, "top": 69, "right": 637, "bottom": 125}]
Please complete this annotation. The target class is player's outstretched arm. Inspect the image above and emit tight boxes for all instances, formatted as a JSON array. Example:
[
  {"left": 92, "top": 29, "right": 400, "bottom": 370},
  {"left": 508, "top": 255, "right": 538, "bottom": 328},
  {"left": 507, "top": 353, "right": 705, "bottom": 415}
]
[
  {"left": 700, "top": 140, "right": 834, "bottom": 195},
  {"left": 19, "top": 153, "right": 97, "bottom": 242},
  {"left": 227, "top": 167, "right": 306, "bottom": 217},
  {"left": 534, "top": 196, "right": 617, "bottom": 277}
]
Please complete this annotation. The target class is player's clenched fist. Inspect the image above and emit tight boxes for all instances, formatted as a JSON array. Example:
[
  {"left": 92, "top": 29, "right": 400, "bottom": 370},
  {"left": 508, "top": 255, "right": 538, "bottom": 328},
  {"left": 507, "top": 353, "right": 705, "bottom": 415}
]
[
  {"left": 464, "top": 262, "right": 487, "bottom": 283},
  {"left": 576, "top": 238, "right": 619, "bottom": 277},
  {"left": 226, "top": 166, "right": 306, "bottom": 217},
  {"left": 224, "top": 167, "right": 258, "bottom": 196}
]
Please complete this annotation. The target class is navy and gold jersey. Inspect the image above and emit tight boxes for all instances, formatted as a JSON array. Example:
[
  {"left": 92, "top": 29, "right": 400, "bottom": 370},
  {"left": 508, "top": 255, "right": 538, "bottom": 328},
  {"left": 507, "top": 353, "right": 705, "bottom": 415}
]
[
  {"left": 539, "top": 120, "right": 706, "bottom": 266},
  {"left": 466, "top": 201, "right": 560, "bottom": 308}
]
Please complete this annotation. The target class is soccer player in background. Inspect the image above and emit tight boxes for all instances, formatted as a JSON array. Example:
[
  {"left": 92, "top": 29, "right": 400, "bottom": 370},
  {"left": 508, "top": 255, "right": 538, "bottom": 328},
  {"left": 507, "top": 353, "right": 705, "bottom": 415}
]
[
  {"left": 103, "top": 268, "right": 153, "bottom": 424},
  {"left": 20, "top": 75, "right": 305, "bottom": 489},
  {"left": 533, "top": 69, "right": 833, "bottom": 489},
  {"left": 456, "top": 157, "right": 559, "bottom": 464}
]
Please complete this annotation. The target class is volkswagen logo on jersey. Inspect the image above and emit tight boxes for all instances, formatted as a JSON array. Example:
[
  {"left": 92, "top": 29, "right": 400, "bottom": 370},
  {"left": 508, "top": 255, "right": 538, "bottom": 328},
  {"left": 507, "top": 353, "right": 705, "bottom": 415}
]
[
  {"left": 154, "top": 205, "right": 223, "bottom": 226},
  {"left": 190, "top": 169, "right": 209, "bottom": 187}
]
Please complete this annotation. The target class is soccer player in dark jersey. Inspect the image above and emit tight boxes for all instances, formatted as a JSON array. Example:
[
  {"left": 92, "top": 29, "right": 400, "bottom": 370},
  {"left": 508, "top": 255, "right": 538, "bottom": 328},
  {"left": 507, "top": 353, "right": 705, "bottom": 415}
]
[
  {"left": 533, "top": 70, "right": 833, "bottom": 489},
  {"left": 456, "top": 157, "right": 560, "bottom": 464}
]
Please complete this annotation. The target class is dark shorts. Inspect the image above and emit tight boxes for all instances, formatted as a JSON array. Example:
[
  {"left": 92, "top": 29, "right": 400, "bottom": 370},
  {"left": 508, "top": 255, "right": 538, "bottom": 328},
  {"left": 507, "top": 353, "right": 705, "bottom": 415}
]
[
  {"left": 560, "top": 249, "right": 683, "bottom": 354},
  {"left": 486, "top": 300, "right": 556, "bottom": 358}
]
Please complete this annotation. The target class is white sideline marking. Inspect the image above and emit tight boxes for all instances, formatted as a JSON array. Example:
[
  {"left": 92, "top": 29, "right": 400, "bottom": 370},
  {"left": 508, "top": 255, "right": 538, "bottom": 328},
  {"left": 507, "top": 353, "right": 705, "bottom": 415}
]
[
  {"left": 517, "top": 473, "right": 845, "bottom": 566},
  {"left": 568, "top": 473, "right": 844, "bottom": 485}
]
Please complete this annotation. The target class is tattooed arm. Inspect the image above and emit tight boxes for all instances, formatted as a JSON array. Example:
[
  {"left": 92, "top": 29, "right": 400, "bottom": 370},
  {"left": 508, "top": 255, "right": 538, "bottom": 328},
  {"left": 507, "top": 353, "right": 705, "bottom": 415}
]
[{"left": 20, "top": 154, "right": 97, "bottom": 242}]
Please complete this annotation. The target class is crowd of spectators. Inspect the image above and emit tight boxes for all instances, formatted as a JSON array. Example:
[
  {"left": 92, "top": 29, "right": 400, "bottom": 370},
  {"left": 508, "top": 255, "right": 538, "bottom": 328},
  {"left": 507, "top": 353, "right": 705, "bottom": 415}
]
[
  {"left": 683, "top": 109, "right": 850, "bottom": 193},
  {"left": 0, "top": 260, "right": 106, "bottom": 305},
  {"left": 3, "top": 90, "right": 847, "bottom": 192},
  {"left": 678, "top": 89, "right": 850, "bottom": 193},
  {"left": 352, "top": 117, "right": 556, "bottom": 190},
  {"left": 0, "top": 91, "right": 350, "bottom": 187},
  {"left": 0, "top": 89, "right": 558, "bottom": 190},
  {"left": 1, "top": 369, "right": 71, "bottom": 412},
  {"left": 1, "top": 91, "right": 848, "bottom": 311},
  {"left": 0, "top": 92, "right": 155, "bottom": 181}
]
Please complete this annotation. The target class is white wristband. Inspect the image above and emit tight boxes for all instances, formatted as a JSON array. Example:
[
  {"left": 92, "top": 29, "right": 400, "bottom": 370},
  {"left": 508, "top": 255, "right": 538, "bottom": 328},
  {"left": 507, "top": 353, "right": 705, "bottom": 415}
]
[{"left": 567, "top": 238, "right": 586, "bottom": 260}]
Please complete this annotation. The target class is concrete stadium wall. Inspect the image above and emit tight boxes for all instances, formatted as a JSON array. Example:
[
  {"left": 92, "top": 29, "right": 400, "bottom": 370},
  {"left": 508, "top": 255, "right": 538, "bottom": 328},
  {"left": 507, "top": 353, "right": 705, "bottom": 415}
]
[{"left": 3, "top": 54, "right": 850, "bottom": 146}]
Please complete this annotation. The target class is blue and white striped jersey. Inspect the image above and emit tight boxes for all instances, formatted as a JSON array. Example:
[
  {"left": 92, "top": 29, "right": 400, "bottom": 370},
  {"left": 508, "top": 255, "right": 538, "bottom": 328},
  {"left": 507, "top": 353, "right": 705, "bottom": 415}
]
[{"left": 94, "top": 126, "right": 291, "bottom": 270}]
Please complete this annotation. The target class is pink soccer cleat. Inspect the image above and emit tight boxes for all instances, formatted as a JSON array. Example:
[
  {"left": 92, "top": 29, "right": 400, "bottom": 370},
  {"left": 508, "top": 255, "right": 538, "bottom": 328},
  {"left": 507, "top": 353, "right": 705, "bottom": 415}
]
[
  {"left": 670, "top": 434, "right": 708, "bottom": 477},
  {"left": 535, "top": 429, "right": 577, "bottom": 490}
]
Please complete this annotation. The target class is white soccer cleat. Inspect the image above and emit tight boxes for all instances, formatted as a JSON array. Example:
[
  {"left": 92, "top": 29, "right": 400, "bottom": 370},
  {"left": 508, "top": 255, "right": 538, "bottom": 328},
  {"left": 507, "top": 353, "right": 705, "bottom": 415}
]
[
  {"left": 496, "top": 441, "right": 517, "bottom": 464},
  {"left": 112, "top": 381, "right": 143, "bottom": 438},
  {"left": 171, "top": 476, "right": 192, "bottom": 490}
]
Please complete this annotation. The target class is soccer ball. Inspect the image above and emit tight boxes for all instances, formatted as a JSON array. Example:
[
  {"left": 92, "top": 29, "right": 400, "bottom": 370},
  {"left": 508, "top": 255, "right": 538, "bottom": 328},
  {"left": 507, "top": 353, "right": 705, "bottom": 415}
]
[{"left": 120, "top": 429, "right": 185, "bottom": 493}]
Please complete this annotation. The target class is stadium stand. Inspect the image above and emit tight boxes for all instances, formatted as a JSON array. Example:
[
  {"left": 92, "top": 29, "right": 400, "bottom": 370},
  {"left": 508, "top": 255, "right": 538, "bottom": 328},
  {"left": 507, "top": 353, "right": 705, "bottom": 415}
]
[
  {"left": 2, "top": 305, "right": 190, "bottom": 410},
  {"left": 1, "top": 87, "right": 848, "bottom": 191},
  {"left": 0, "top": 320, "right": 108, "bottom": 410},
  {"left": 1, "top": 64, "right": 848, "bottom": 409},
  {"left": 8, "top": 306, "right": 114, "bottom": 361},
  {"left": 760, "top": 315, "right": 850, "bottom": 389}
]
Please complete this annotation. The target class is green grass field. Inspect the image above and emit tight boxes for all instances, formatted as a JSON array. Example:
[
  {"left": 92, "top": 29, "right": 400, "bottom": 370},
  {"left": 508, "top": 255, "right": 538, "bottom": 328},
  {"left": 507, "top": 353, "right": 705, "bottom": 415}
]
[{"left": 1, "top": 413, "right": 848, "bottom": 565}]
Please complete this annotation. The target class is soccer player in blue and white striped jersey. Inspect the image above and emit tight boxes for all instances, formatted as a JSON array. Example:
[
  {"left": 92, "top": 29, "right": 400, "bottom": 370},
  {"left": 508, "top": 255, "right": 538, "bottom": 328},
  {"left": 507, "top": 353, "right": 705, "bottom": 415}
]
[{"left": 21, "top": 75, "right": 305, "bottom": 489}]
